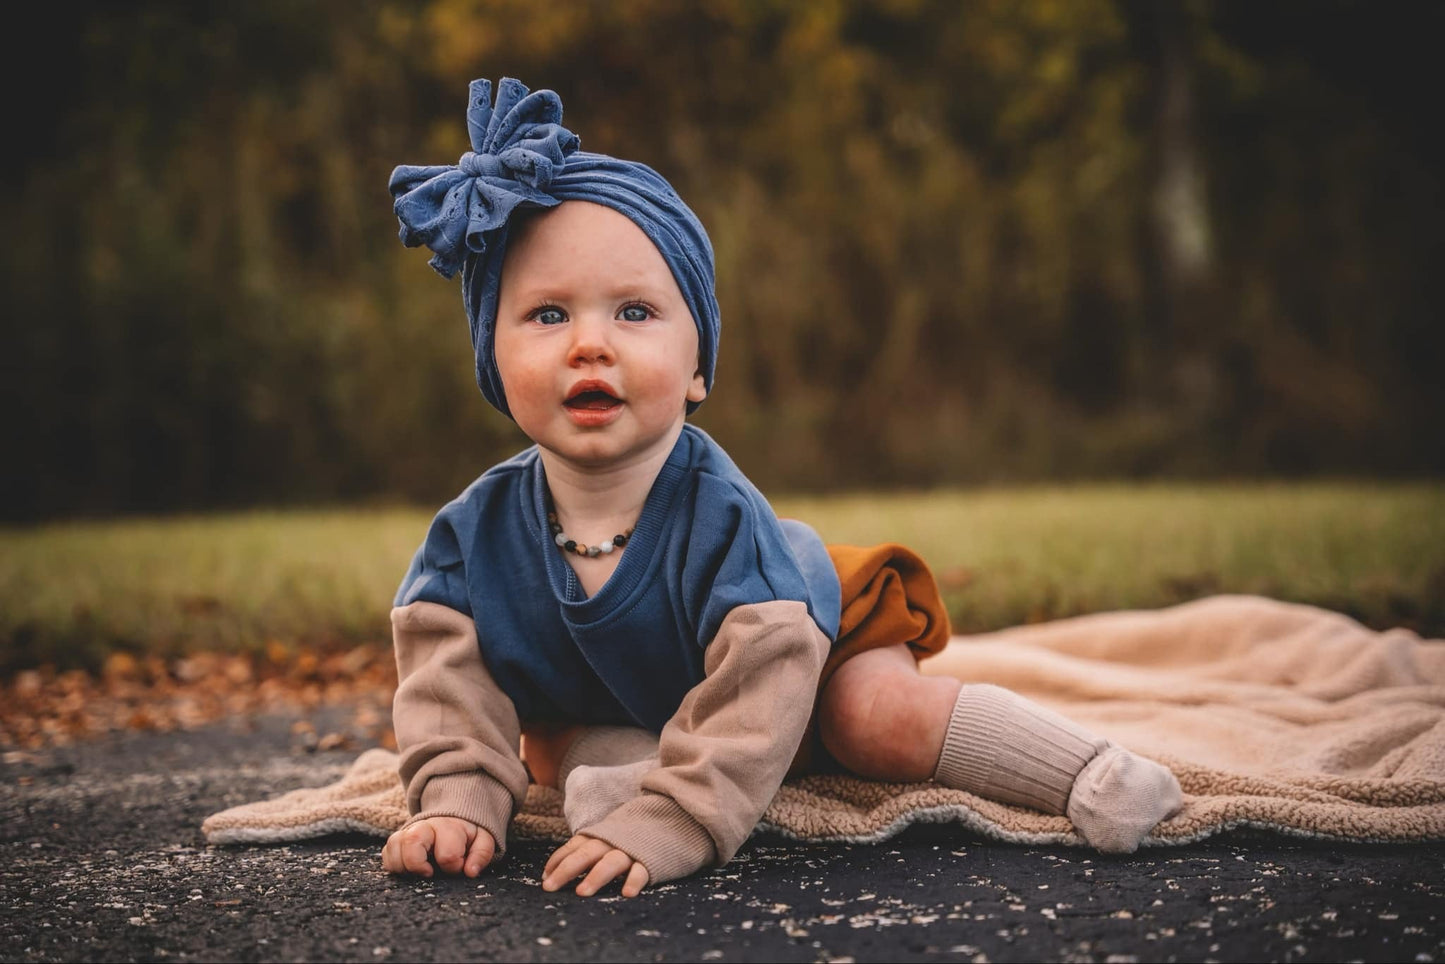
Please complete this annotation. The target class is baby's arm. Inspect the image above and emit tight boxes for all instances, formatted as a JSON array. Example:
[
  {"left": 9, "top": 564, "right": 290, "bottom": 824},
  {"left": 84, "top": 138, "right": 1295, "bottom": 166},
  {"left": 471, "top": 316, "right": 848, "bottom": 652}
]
[
  {"left": 386, "top": 601, "right": 529, "bottom": 876},
  {"left": 543, "top": 600, "right": 830, "bottom": 893}
]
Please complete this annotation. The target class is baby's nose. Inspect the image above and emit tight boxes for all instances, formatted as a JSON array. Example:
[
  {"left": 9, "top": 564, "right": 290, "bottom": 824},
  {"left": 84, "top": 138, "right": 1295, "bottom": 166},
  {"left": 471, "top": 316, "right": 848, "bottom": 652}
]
[{"left": 567, "top": 313, "right": 615, "bottom": 364}]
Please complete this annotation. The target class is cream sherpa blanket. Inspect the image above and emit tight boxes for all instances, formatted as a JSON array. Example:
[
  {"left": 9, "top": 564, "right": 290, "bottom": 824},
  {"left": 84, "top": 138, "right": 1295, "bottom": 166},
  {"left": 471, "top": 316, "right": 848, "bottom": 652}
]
[{"left": 203, "top": 594, "right": 1445, "bottom": 848}]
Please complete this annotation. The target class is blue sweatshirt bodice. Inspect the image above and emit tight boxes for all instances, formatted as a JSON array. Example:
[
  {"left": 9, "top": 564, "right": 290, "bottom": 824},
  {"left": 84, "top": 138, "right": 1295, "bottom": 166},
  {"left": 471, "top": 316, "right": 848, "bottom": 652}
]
[{"left": 395, "top": 425, "right": 841, "bottom": 732}]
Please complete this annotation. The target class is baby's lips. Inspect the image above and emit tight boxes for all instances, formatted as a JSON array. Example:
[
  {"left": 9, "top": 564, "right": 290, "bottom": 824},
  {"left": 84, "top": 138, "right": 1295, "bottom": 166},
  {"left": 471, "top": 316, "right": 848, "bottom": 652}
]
[
  {"left": 564, "top": 379, "right": 623, "bottom": 408},
  {"left": 566, "top": 390, "right": 623, "bottom": 411}
]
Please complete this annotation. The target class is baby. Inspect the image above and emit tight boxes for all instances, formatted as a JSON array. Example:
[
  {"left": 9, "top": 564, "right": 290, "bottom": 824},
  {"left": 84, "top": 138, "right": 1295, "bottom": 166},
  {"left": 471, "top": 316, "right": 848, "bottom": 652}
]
[{"left": 380, "top": 78, "right": 1182, "bottom": 898}]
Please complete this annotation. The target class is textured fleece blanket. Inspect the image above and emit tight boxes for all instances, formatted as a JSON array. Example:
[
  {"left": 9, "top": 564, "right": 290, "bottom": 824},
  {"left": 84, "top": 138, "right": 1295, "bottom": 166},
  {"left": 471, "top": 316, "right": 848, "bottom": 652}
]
[{"left": 203, "top": 594, "right": 1445, "bottom": 848}]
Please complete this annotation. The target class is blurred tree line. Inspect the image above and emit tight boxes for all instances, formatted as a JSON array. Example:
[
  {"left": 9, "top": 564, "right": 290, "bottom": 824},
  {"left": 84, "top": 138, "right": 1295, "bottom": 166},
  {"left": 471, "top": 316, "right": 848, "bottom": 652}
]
[{"left": 3, "top": 0, "right": 1442, "bottom": 522}]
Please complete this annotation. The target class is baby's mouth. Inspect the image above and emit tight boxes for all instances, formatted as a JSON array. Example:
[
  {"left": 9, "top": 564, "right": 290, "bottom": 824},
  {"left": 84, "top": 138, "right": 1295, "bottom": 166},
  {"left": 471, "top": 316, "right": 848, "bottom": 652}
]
[{"left": 564, "top": 388, "right": 623, "bottom": 411}]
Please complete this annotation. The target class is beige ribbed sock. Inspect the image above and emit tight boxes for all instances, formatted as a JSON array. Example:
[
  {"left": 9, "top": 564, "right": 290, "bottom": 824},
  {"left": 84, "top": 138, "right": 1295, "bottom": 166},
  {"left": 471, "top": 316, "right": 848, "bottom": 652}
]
[
  {"left": 558, "top": 725, "right": 660, "bottom": 834},
  {"left": 932, "top": 683, "right": 1180, "bottom": 852},
  {"left": 933, "top": 683, "right": 1108, "bottom": 813}
]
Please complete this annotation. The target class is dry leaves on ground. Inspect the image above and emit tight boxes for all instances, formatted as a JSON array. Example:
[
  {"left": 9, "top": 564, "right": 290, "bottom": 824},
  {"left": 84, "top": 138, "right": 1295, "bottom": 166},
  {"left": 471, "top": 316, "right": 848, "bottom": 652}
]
[{"left": 0, "top": 644, "right": 397, "bottom": 754}]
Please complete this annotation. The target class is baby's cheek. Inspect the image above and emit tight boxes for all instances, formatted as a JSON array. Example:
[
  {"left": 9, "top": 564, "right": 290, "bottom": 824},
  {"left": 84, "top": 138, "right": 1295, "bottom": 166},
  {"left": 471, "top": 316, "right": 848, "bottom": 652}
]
[
  {"left": 500, "top": 361, "right": 551, "bottom": 406},
  {"left": 500, "top": 365, "right": 560, "bottom": 436},
  {"left": 646, "top": 352, "right": 701, "bottom": 398},
  {"left": 635, "top": 368, "right": 695, "bottom": 414}
]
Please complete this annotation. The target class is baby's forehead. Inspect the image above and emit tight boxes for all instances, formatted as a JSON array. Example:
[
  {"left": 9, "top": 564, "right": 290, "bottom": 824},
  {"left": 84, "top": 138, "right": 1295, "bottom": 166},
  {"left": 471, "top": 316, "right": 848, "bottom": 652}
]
[
  {"left": 511, "top": 199, "right": 646, "bottom": 244},
  {"left": 502, "top": 201, "right": 677, "bottom": 286}
]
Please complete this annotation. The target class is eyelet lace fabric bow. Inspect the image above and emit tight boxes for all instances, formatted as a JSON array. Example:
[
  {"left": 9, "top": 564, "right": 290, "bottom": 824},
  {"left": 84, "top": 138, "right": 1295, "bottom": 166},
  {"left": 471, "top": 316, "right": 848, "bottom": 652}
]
[{"left": 389, "top": 78, "right": 580, "bottom": 279}]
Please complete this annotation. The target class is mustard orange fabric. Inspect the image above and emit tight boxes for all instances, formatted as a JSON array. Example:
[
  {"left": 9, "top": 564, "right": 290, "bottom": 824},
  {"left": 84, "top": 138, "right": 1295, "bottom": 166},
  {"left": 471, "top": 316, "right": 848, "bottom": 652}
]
[{"left": 823, "top": 542, "right": 953, "bottom": 682}]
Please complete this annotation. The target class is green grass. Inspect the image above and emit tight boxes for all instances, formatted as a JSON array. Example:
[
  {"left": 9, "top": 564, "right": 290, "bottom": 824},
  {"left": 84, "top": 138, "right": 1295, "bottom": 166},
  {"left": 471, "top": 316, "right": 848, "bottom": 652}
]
[
  {"left": 2, "top": 483, "right": 1442, "bottom": 674},
  {"left": 777, "top": 482, "right": 1445, "bottom": 637},
  {"left": 0, "top": 508, "right": 429, "bottom": 673}
]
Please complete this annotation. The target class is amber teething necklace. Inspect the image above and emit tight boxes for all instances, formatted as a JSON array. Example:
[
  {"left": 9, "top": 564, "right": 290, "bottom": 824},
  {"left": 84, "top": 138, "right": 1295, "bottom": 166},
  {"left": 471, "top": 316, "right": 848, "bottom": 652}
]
[{"left": 546, "top": 503, "right": 635, "bottom": 559}]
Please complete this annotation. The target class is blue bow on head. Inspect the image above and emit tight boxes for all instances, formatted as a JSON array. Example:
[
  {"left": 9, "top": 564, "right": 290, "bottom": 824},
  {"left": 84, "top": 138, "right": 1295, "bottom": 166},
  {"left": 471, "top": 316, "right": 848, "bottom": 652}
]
[
  {"left": 389, "top": 77, "right": 720, "bottom": 418},
  {"left": 390, "top": 78, "right": 579, "bottom": 280}
]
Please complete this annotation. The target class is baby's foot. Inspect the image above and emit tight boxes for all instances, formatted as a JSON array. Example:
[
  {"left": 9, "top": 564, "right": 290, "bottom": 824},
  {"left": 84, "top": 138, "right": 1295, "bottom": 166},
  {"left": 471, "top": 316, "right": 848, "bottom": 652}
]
[
  {"left": 562, "top": 756, "right": 658, "bottom": 834},
  {"left": 1065, "top": 745, "right": 1182, "bottom": 853}
]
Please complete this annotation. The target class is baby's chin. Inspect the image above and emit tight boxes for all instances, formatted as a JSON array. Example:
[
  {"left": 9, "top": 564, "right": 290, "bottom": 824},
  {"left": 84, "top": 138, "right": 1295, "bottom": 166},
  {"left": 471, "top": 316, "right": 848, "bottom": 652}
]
[
  {"left": 538, "top": 436, "right": 643, "bottom": 471},
  {"left": 538, "top": 423, "right": 687, "bottom": 473}
]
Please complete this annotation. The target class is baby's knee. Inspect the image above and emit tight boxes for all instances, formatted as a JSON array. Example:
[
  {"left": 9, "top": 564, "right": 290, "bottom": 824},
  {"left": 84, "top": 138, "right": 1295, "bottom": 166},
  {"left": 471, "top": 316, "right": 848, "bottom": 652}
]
[{"left": 818, "top": 649, "right": 958, "bottom": 781}]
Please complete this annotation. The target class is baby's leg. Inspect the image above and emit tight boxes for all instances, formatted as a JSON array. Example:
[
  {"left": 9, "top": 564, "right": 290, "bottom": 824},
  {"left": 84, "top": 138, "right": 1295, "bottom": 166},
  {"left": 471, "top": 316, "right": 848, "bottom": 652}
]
[
  {"left": 519, "top": 723, "right": 587, "bottom": 789},
  {"left": 521, "top": 724, "right": 656, "bottom": 783},
  {"left": 522, "top": 723, "right": 660, "bottom": 833},
  {"left": 817, "top": 644, "right": 1181, "bottom": 852}
]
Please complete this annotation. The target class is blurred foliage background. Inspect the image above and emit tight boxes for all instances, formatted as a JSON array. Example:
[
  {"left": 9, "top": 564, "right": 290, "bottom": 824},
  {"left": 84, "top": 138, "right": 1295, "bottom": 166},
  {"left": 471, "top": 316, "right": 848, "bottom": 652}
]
[{"left": 3, "top": 0, "right": 1442, "bottom": 523}]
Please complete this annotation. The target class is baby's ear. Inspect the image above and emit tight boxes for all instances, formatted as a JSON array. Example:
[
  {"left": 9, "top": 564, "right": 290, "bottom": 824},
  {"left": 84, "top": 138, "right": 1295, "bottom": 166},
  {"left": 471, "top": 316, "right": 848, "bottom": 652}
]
[{"left": 686, "top": 369, "right": 707, "bottom": 404}]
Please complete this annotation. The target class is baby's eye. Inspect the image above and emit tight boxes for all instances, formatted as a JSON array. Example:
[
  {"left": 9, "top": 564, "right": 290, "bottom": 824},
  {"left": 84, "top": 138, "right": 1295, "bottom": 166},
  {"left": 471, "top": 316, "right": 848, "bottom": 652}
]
[
  {"left": 618, "top": 304, "right": 651, "bottom": 322},
  {"left": 533, "top": 307, "right": 567, "bottom": 326}
]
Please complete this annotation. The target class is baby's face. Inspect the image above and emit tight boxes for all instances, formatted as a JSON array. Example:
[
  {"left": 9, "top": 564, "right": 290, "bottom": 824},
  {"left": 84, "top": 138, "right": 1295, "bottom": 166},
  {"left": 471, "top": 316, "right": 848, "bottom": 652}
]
[{"left": 494, "top": 201, "right": 706, "bottom": 470}]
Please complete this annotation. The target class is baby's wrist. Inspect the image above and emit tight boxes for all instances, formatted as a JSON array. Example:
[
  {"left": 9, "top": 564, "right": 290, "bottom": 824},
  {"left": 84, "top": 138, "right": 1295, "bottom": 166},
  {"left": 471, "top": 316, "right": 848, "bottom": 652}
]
[{"left": 581, "top": 794, "right": 717, "bottom": 885}]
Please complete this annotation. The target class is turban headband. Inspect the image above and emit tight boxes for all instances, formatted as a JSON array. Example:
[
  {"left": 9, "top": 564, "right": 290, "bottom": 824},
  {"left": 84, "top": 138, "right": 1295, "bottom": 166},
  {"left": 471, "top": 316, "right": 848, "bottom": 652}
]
[{"left": 389, "top": 77, "right": 720, "bottom": 417}]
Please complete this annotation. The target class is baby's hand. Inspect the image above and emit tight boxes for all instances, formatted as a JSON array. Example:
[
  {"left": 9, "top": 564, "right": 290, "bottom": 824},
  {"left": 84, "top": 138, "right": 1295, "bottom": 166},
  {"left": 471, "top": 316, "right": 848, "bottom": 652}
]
[
  {"left": 542, "top": 834, "right": 649, "bottom": 898},
  {"left": 381, "top": 817, "right": 495, "bottom": 879}
]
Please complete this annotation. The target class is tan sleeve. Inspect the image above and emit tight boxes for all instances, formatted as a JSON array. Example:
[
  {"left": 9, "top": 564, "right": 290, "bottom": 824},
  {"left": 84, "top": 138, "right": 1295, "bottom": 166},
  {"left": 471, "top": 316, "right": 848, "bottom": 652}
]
[
  {"left": 579, "top": 599, "right": 831, "bottom": 883},
  {"left": 390, "top": 600, "right": 529, "bottom": 853}
]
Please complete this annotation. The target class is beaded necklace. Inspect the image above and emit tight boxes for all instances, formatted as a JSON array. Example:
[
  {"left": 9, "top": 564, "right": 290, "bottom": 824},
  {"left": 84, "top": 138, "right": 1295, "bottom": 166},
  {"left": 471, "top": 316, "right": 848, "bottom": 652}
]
[{"left": 546, "top": 506, "right": 635, "bottom": 559}]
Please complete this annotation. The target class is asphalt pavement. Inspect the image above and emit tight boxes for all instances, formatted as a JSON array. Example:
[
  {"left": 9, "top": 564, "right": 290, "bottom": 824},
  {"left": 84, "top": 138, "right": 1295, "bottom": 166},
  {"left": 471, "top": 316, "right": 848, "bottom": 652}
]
[{"left": 2, "top": 707, "right": 1442, "bottom": 963}]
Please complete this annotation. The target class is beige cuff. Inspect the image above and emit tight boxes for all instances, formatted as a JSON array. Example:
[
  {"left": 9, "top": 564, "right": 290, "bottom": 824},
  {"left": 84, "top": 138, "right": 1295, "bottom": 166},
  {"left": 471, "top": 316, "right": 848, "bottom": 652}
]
[
  {"left": 404, "top": 770, "right": 517, "bottom": 854},
  {"left": 578, "top": 792, "right": 718, "bottom": 885}
]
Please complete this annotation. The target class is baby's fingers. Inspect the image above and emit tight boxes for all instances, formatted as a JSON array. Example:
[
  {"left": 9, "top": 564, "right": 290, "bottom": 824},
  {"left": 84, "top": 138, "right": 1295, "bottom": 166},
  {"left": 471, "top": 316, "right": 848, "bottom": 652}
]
[
  {"left": 543, "top": 835, "right": 591, "bottom": 880},
  {"left": 620, "top": 861, "right": 649, "bottom": 898},
  {"left": 431, "top": 821, "right": 469, "bottom": 874},
  {"left": 575, "top": 849, "right": 635, "bottom": 898},
  {"left": 464, "top": 828, "right": 496, "bottom": 877},
  {"left": 383, "top": 824, "right": 437, "bottom": 878},
  {"left": 541, "top": 837, "right": 611, "bottom": 892}
]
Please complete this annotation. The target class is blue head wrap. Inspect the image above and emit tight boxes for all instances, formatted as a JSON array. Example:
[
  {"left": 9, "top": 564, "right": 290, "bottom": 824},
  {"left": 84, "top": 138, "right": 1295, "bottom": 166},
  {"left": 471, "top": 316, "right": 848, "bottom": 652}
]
[{"left": 389, "top": 78, "right": 720, "bottom": 417}]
